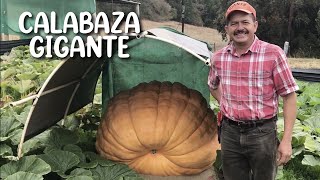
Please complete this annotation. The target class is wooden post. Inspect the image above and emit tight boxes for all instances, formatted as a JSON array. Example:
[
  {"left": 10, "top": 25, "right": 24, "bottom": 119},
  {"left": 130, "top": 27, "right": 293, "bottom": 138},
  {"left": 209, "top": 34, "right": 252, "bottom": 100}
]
[
  {"left": 135, "top": 4, "right": 140, "bottom": 17},
  {"left": 284, "top": 41, "right": 289, "bottom": 56},
  {"left": 181, "top": 0, "right": 185, "bottom": 33}
]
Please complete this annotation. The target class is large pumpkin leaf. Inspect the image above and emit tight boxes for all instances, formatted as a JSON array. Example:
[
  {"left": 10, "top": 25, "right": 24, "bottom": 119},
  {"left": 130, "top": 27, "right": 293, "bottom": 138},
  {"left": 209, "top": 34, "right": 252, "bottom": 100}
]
[
  {"left": 10, "top": 80, "right": 35, "bottom": 94},
  {"left": 0, "top": 155, "right": 51, "bottom": 179},
  {"left": 309, "top": 96, "right": 320, "bottom": 106},
  {"left": 297, "top": 95, "right": 309, "bottom": 108},
  {"left": 70, "top": 168, "right": 93, "bottom": 176},
  {"left": 21, "top": 130, "right": 51, "bottom": 156},
  {"left": 91, "top": 164, "right": 142, "bottom": 180},
  {"left": 59, "top": 168, "right": 92, "bottom": 179},
  {"left": 13, "top": 105, "right": 31, "bottom": 125},
  {"left": 4, "top": 172, "right": 43, "bottom": 180},
  {"left": 292, "top": 145, "right": 305, "bottom": 158},
  {"left": 16, "top": 72, "right": 39, "bottom": 81},
  {"left": 275, "top": 165, "right": 284, "bottom": 180},
  {"left": 63, "top": 144, "right": 86, "bottom": 162},
  {"left": 67, "top": 176, "right": 93, "bottom": 180},
  {"left": 62, "top": 114, "right": 81, "bottom": 130},
  {"left": 78, "top": 152, "right": 99, "bottom": 169},
  {"left": 1, "top": 68, "right": 16, "bottom": 80},
  {"left": 303, "top": 114, "right": 320, "bottom": 136},
  {"left": 44, "top": 128, "right": 79, "bottom": 149},
  {"left": 302, "top": 155, "right": 320, "bottom": 167},
  {"left": 0, "top": 116, "right": 21, "bottom": 141},
  {"left": 291, "top": 132, "right": 307, "bottom": 147},
  {"left": 39, "top": 150, "right": 80, "bottom": 174},
  {"left": 8, "top": 129, "right": 23, "bottom": 145},
  {"left": 304, "top": 136, "right": 320, "bottom": 153},
  {"left": 0, "top": 144, "right": 13, "bottom": 157},
  {"left": 77, "top": 151, "right": 118, "bottom": 169}
]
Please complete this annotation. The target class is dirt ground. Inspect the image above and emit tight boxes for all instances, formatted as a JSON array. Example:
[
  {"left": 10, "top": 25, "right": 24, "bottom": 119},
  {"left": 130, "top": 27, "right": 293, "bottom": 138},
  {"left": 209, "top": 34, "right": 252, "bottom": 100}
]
[
  {"left": 139, "top": 167, "right": 218, "bottom": 180},
  {"left": 140, "top": 19, "right": 228, "bottom": 51},
  {"left": 288, "top": 58, "right": 320, "bottom": 69}
]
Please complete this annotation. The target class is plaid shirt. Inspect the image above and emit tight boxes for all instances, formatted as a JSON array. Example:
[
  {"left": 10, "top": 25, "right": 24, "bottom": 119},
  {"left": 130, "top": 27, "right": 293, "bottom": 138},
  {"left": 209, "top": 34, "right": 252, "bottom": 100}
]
[{"left": 208, "top": 36, "right": 299, "bottom": 121}]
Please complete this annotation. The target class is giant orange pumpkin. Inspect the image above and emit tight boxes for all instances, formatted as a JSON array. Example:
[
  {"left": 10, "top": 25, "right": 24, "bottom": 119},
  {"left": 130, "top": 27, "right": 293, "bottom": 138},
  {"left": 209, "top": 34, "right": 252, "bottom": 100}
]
[{"left": 96, "top": 81, "right": 220, "bottom": 176}]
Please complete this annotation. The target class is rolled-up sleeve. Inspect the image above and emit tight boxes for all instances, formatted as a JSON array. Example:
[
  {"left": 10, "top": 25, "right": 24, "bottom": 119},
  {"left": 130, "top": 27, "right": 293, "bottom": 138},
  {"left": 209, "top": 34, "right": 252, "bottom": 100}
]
[
  {"left": 208, "top": 59, "right": 220, "bottom": 90},
  {"left": 273, "top": 50, "right": 299, "bottom": 96}
]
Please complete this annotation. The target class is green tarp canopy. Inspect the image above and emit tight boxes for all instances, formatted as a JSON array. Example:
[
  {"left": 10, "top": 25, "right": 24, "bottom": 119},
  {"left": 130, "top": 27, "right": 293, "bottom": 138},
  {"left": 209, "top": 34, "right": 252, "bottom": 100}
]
[{"left": 102, "top": 28, "right": 212, "bottom": 112}]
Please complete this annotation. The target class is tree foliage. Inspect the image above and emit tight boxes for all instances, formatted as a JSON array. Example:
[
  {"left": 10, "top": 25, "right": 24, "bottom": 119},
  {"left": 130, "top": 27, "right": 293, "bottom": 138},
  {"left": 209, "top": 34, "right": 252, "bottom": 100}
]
[
  {"left": 139, "top": 0, "right": 176, "bottom": 21},
  {"left": 208, "top": 0, "right": 320, "bottom": 57},
  {"left": 137, "top": 0, "right": 320, "bottom": 57}
]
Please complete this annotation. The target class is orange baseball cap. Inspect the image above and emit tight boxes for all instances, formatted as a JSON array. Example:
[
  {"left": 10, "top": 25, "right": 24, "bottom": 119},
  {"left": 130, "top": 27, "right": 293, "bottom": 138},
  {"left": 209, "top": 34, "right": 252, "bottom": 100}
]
[{"left": 225, "top": 1, "right": 256, "bottom": 19}]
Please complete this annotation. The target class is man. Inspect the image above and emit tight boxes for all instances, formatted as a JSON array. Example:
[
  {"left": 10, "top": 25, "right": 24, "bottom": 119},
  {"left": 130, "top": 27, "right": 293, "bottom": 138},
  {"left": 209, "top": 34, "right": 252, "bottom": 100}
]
[{"left": 208, "top": 1, "right": 299, "bottom": 180}]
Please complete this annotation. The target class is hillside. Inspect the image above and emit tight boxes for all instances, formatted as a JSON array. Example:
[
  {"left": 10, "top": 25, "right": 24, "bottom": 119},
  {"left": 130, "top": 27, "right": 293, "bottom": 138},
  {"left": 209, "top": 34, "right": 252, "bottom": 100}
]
[
  {"left": 141, "top": 19, "right": 228, "bottom": 51},
  {"left": 141, "top": 20, "right": 320, "bottom": 69}
]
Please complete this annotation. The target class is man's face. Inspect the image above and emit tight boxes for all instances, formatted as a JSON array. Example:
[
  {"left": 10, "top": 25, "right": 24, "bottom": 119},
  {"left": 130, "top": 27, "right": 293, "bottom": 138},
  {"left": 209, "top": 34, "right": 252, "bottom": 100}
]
[{"left": 225, "top": 11, "right": 258, "bottom": 46}]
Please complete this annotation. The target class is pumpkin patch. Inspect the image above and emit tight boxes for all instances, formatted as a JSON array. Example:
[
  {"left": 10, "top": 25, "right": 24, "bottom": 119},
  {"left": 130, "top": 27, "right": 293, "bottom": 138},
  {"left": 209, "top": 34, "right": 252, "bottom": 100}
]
[{"left": 96, "top": 81, "right": 220, "bottom": 176}]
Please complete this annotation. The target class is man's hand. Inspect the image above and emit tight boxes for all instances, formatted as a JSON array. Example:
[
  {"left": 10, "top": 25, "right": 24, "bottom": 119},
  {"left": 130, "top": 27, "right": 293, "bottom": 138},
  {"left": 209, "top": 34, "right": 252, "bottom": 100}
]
[{"left": 277, "top": 140, "right": 292, "bottom": 166}]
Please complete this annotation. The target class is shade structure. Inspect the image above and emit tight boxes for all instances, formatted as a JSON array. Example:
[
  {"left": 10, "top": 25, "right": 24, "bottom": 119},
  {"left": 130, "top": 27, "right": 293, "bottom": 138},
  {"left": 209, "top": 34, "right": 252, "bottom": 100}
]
[
  {"left": 17, "top": 54, "right": 103, "bottom": 157},
  {"left": 15, "top": 27, "right": 213, "bottom": 158}
]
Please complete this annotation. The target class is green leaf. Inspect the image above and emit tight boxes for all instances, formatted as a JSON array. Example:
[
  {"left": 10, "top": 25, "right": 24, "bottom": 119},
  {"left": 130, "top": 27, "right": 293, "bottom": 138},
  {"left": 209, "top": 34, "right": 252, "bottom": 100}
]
[
  {"left": 13, "top": 105, "right": 31, "bottom": 124},
  {"left": 302, "top": 155, "right": 320, "bottom": 167},
  {"left": 91, "top": 164, "right": 142, "bottom": 180},
  {"left": 61, "top": 115, "right": 80, "bottom": 130},
  {"left": 39, "top": 150, "right": 80, "bottom": 174},
  {"left": 297, "top": 95, "right": 309, "bottom": 108},
  {"left": 292, "top": 133, "right": 306, "bottom": 147},
  {"left": 10, "top": 80, "right": 35, "bottom": 94},
  {"left": 0, "top": 155, "right": 51, "bottom": 179},
  {"left": 292, "top": 145, "right": 305, "bottom": 158},
  {"left": 297, "top": 113, "right": 311, "bottom": 121},
  {"left": 21, "top": 130, "right": 51, "bottom": 155},
  {"left": 0, "top": 144, "right": 13, "bottom": 156},
  {"left": 76, "top": 151, "right": 118, "bottom": 169},
  {"left": 309, "top": 96, "right": 320, "bottom": 106},
  {"left": 63, "top": 144, "right": 86, "bottom": 162},
  {"left": 1, "top": 68, "right": 16, "bottom": 80},
  {"left": 66, "top": 176, "right": 94, "bottom": 180},
  {"left": 0, "top": 116, "right": 21, "bottom": 141},
  {"left": 16, "top": 72, "right": 39, "bottom": 81},
  {"left": 275, "top": 165, "right": 284, "bottom": 180},
  {"left": 93, "top": 93, "right": 102, "bottom": 105},
  {"left": 304, "top": 135, "right": 320, "bottom": 153},
  {"left": 21, "top": 139, "right": 43, "bottom": 156},
  {"left": 70, "top": 168, "right": 93, "bottom": 176},
  {"left": 276, "top": 117, "right": 284, "bottom": 133},
  {"left": 4, "top": 172, "right": 43, "bottom": 180},
  {"left": 59, "top": 168, "right": 93, "bottom": 179},
  {"left": 303, "top": 114, "right": 320, "bottom": 136},
  {"left": 44, "top": 127, "right": 79, "bottom": 149},
  {"left": 8, "top": 129, "right": 23, "bottom": 145},
  {"left": 95, "top": 155, "right": 118, "bottom": 167},
  {"left": 78, "top": 152, "right": 100, "bottom": 169}
]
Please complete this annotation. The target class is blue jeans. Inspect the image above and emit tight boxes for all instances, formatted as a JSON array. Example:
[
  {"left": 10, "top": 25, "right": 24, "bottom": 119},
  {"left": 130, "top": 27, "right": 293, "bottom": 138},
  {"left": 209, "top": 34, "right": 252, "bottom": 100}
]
[{"left": 220, "top": 118, "right": 278, "bottom": 180}]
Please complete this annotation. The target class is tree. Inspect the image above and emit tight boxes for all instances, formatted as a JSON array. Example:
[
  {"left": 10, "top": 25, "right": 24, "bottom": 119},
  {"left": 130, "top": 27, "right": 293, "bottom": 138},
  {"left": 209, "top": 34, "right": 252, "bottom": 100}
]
[
  {"left": 138, "top": 0, "right": 176, "bottom": 21},
  {"left": 316, "top": 10, "right": 320, "bottom": 35},
  {"left": 212, "top": 0, "right": 320, "bottom": 57},
  {"left": 166, "top": 0, "right": 204, "bottom": 26}
]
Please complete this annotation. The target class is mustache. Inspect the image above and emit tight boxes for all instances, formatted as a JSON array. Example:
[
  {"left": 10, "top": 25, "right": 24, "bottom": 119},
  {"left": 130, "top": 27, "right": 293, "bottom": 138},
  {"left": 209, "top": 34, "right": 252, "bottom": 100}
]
[{"left": 234, "top": 29, "right": 249, "bottom": 35}]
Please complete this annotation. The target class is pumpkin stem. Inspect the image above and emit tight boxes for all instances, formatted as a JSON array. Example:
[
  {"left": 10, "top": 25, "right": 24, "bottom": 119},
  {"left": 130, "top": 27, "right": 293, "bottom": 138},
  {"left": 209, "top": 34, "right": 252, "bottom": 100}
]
[{"left": 151, "top": 149, "right": 157, "bottom": 154}]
